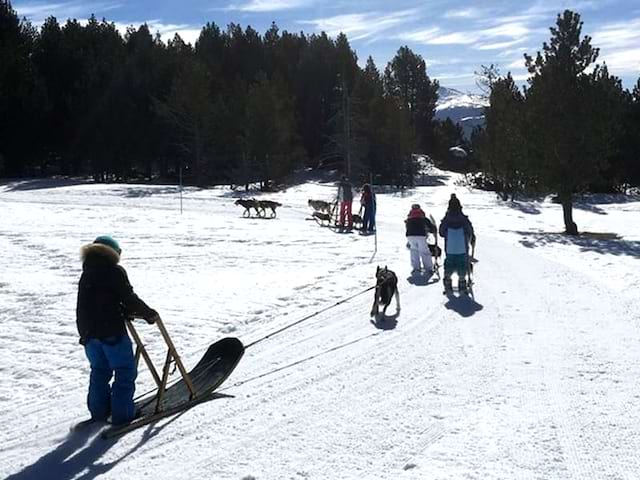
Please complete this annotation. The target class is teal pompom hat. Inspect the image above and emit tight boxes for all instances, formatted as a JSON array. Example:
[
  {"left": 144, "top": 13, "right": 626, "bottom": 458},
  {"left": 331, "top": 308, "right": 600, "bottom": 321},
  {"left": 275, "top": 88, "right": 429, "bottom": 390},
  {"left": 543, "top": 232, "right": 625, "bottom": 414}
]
[{"left": 93, "top": 235, "right": 121, "bottom": 255}]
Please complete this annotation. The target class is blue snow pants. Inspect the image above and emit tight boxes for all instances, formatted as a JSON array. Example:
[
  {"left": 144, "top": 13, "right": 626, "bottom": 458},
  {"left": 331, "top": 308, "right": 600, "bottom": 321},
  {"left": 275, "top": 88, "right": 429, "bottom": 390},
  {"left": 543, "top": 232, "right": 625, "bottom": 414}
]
[
  {"left": 363, "top": 203, "right": 376, "bottom": 232},
  {"left": 84, "top": 335, "right": 137, "bottom": 425}
]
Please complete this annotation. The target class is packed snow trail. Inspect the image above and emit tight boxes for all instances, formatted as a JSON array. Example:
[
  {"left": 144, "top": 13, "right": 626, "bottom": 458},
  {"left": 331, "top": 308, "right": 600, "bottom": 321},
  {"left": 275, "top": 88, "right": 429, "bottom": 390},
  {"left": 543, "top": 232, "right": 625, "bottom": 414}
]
[{"left": 0, "top": 174, "right": 639, "bottom": 479}]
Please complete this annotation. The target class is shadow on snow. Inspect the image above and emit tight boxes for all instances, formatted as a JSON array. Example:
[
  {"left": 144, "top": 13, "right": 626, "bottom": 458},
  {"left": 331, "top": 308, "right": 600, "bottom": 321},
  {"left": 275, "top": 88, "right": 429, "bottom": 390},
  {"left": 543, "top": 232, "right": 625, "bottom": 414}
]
[
  {"left": 444, "top": 294, "right": 483, "bottom": 318},
  {"left": 370, "top": 311, "right": 399, "bottom": 330},
  {"left": 505, "top": 201, "right": 542, "bottom": 215},
  {"left": 6, "top": 395, "right": 230, "bottom": 480},
  {"left": 406, "top": 273, "right": 439, "bottom": 286},
  {"left": 504, "top": 229, "right": 640, "bottom": 260},
  {"left": 1, "top": 178, "right": 94, "bottom": 191}
]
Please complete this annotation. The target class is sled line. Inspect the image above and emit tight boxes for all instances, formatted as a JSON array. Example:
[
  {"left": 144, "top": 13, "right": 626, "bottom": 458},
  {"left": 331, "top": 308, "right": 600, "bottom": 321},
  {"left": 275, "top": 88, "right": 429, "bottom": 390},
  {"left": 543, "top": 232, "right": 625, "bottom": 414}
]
[{"left": 245, "top": 285, "right": 376, "bottom": 349}]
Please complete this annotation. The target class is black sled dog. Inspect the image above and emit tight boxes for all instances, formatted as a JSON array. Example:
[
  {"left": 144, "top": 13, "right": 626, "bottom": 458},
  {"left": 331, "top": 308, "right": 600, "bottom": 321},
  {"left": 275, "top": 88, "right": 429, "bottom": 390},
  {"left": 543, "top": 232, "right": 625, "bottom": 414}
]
[{"left": 370, "top": 266, "right": 400, "bottom": 317}]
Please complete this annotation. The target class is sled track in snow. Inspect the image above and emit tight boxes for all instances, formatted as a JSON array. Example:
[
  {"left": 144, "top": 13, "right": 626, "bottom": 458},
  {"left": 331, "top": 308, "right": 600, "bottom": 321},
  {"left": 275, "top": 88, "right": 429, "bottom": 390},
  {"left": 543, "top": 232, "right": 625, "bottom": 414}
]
[{"left": 146, "top": 285, "right": 450, "bottom": 476}]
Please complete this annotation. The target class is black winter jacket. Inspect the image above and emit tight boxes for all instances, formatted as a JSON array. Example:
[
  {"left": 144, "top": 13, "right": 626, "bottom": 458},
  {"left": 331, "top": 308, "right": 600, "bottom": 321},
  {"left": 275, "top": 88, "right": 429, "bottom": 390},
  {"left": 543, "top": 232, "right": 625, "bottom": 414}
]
[
  {"left": 76, "top": 244, "right": 156, "bottom": 344},
  {"left": 405, "top": 216, "right": 436, "bottom": 237}
]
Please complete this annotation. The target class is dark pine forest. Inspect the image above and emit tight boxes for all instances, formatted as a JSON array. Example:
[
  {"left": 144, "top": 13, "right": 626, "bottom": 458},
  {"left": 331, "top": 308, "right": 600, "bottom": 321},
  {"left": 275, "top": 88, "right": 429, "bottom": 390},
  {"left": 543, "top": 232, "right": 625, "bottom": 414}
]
[{"left": 1, "top": 2, "right": 639, "bottom": 227}]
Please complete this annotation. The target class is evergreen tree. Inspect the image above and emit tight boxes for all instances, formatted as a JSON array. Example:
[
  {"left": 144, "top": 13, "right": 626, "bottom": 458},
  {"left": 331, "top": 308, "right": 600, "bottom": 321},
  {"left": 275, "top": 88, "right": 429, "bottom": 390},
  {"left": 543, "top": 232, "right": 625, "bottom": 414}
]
[
  {"left": 32, "top": 16, "right": 68, "bottom": 174},
  {"left": 524, "top": 10, "right": 616, "bottom": 234},
  {"left": 383, "top": 46, "right": 438, "bottom": 155},
  {"left": 296, "top": 32, "right": 339, "bottom": 164},
  {"left": 353, "top": 57, "right": 383, "bottom": 177},
  {"left": 156, "top": 52, "right": 216, "bottom": 185},
  {"left": 625, "top": 79, "right": 640, "bottom": 187},
  {"left": 481, "top": 74, "right": 529, "bottom": 199},
  {"left": 322, "top": 34, "right": 362, "bottom": 176},
  {"left": 195, "top": 22, "right": 225, "bottom": 90},
  {"left": 61, "top": 16, "right": 125, "bottom": 178},
  {"left": 609, "top": 77, "right": 640, "bottom": 190},
  {"left": 432, "top": 118, "right": 467, "bottom": 173},
  {"left": 585, "top": 65, "right": 626, "bottom": 192},
  {"left": 368, "top": 96, "right": 415, "bottom": 186},
  {"left": 0, "top": 1, "right": 43, "bottom": 175},
  {"left": 243, "top": 73, "right": 304, "bottom": 188}
]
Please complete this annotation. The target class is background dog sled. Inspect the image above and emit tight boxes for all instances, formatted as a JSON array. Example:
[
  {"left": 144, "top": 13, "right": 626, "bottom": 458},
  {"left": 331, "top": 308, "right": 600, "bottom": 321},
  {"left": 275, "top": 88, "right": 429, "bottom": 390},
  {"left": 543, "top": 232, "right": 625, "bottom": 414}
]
[
  {"left": 308, "top": 199, "right": 340, "bottom": 227},
  {"left": 307, "top": 198, "right": 366, "bottom": 232}
]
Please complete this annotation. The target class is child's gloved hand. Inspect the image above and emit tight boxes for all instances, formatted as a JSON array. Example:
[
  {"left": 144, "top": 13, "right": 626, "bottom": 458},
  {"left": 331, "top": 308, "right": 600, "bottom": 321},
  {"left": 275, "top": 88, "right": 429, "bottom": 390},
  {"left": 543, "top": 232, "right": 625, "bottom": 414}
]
[{"left": 146, "top": 311, "right": 161, "bottom": 324}]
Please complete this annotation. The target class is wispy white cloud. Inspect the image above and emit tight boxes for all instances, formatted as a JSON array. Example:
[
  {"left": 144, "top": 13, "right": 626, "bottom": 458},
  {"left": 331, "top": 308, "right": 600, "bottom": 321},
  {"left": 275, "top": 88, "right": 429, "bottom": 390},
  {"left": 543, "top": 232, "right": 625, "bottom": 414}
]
[
  {"left": 599, "top": 48, "right": 640, "bottom": 73},
  {"left": 497, "top": 47, "right": 530, "bottom": 58},
  {"left": 442, "top": 7, "right": 484, "bottom": 19},
  {"left": 425, "top": 57, "right": 466, "bottom": 66},
  {"left": 145, "top": 21, "right": 202, "bottom": 45},
  {"left": 507, "top": 58, "right": 527, "bottom": 69},
  {"left": 434, "top": 72, "right": 476, "bottom": 80},
  {"left": 14, "top": 1, "right": 121, "bottom": 22},
  {"left": 592, "top": 18, "right": 640, "bottom": 50},
  {"left": 221, "top": 0, "right": 313, "bottom": 12},
  {"left": 396, "top": 27, "right": 441, "bottom": 43},
  {"left": 299, "top": 9, "right": 418, "bottom": 41},
  {"left": 111, "top": 20, "right": 202, "bottom": 44},
  {"left": 481, "top": 22, "right": 531, "bottom": 38},
  {"left": 523, "top": 0, "right": 610, "bottom": 15},
  {"left": 399, "top": 18, "right": 535, "bottom": 47},
  {"left": 428, "top": 31, "right": 479, "bottom": 45},
  {"left": 474, "top": 39, "right": 527, "bottom": 51},
  {"left": 592, "top": 17, "right": 640, "bottom": 74}
]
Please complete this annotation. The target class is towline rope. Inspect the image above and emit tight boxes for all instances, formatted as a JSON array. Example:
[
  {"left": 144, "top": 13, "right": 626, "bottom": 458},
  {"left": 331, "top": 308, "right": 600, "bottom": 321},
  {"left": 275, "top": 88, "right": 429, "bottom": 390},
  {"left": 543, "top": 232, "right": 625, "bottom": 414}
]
[
  {"left": 132, "top": 284, "right": 376, "bottom": 401},
  {"left": 245, "top": 285, "right": 376, "bottom": 349}
]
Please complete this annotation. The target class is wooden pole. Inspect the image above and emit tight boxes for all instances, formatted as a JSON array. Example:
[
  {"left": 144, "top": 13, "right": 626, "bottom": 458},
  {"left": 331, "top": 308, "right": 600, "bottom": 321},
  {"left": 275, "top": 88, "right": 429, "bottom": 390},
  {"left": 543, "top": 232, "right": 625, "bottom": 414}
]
[
  {"left": 179, "top": 166, "right": 183, "bottom": 214},
  {"left": 370, "top": 172, "right": 377, "bottom": 262}
]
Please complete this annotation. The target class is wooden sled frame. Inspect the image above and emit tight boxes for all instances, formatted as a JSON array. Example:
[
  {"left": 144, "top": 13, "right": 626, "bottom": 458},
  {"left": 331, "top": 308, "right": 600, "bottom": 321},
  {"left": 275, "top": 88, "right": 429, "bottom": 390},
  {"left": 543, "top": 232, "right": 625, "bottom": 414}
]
[
  {"left": 128, "top": 318, "right": 196, "bottom": 410},
  {"left": 103, "top": 318, "right": 198, "bottom": 439}
]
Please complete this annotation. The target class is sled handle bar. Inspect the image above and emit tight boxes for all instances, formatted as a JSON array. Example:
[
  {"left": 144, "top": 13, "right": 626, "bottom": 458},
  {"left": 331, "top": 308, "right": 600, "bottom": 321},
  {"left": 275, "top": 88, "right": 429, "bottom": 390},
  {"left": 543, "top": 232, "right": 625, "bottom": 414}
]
[{"left": 127, "top": 318, "right": 197, "bottom": 412}]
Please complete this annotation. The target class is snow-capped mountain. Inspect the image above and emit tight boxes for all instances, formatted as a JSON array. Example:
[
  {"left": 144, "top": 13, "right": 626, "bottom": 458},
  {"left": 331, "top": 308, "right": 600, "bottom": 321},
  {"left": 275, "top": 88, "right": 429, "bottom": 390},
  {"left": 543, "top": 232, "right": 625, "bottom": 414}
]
[{"left": 435, "top": 86, "right": 488, "bottom": 138}]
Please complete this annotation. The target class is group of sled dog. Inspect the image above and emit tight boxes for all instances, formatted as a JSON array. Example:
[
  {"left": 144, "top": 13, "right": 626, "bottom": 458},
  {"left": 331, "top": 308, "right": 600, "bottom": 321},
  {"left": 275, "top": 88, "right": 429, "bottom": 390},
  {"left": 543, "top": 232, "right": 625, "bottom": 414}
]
[{"left": 234, "top": 198, "right": 283, "bottom": 218}]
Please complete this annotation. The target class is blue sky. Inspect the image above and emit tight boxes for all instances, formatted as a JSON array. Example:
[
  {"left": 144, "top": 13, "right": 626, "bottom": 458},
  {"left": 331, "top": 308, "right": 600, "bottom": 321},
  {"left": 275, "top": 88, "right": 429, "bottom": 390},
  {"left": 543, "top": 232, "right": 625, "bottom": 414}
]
[{"left": 14, "top": 0, "right": 640, "bottom": 92}]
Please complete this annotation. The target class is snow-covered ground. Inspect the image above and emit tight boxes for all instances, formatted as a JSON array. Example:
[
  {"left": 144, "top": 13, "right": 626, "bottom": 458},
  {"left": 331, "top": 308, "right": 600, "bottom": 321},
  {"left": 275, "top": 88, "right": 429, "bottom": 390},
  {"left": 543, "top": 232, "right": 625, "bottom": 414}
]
[{"left": 1, "top": 170, "right": 639, "bottom": 479}]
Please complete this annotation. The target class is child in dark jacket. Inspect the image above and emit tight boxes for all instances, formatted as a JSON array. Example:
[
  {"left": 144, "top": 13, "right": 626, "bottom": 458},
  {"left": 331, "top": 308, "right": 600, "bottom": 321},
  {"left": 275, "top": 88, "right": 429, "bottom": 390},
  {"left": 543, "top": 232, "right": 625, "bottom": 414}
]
[
  {"left": 76, "top": 235, "right": 159, "bottom": 425},
  {"left": 439, "top": 194, "right": 475, "bottom": 293},
  {"left": 405, "top": 204, "right": 437, "bottom": 274}
]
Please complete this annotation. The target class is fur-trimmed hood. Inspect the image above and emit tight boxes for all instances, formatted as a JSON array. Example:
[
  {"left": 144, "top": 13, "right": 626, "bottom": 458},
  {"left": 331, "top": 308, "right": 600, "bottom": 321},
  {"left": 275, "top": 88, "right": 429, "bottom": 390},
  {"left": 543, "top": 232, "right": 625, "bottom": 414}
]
[{"left": 80, "top": 243, "right": 120, "bottom": 265}]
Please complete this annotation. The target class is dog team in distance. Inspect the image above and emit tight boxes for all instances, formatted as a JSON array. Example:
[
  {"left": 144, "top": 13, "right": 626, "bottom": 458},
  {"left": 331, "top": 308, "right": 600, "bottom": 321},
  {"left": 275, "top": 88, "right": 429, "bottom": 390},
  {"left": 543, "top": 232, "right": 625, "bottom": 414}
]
[{"left": 234, "top": 198, "right": 282, "bottom": 218}]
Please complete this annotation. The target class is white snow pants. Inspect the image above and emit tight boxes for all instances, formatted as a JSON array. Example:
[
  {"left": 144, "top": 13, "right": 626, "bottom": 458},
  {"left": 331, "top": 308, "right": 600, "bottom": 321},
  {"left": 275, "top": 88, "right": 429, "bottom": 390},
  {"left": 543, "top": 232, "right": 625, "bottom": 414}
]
[{"left": 407, "top": 236, "right": 433, "bottom": 272}]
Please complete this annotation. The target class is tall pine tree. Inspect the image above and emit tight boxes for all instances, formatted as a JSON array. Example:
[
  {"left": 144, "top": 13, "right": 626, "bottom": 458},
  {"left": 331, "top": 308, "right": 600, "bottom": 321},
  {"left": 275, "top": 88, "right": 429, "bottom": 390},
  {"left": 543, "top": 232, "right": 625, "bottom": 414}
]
[{"left": 525, "top": 10, "right": 617, "bottom": 234}]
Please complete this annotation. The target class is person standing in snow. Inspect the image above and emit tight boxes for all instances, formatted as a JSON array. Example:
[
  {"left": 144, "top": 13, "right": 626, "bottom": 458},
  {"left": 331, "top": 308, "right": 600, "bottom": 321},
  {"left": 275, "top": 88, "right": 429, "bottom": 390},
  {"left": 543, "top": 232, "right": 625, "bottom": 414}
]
[
  {"left": 439, "top": 194, "right": 475, "bottom": 293},
  {"left": 76, "top": 235, "right": 160, "bottom": 425},
  {"left": 405, "top": 204, "right": 436, "bottom": 274},
  {"left": 337, "top": 176, "right": 353, "bottom": 230},
  {"left": 360, "top": 183, "right": 376, "bottom": 233}
]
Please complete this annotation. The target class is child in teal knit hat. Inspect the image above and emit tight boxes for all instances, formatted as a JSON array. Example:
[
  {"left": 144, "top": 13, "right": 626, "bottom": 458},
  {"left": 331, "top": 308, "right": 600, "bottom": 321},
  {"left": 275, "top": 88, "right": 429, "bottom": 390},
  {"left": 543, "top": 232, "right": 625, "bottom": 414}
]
[{"left": 76, "top": 234, "right": 160, "bottom": 424}]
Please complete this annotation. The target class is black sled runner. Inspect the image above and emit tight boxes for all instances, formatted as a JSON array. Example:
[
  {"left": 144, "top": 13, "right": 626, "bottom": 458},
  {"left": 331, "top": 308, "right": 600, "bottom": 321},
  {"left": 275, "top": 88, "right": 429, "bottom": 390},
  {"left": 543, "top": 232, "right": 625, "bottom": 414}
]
[{"left": 101, "top": 318, "right": 244, "bottom": 439}]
